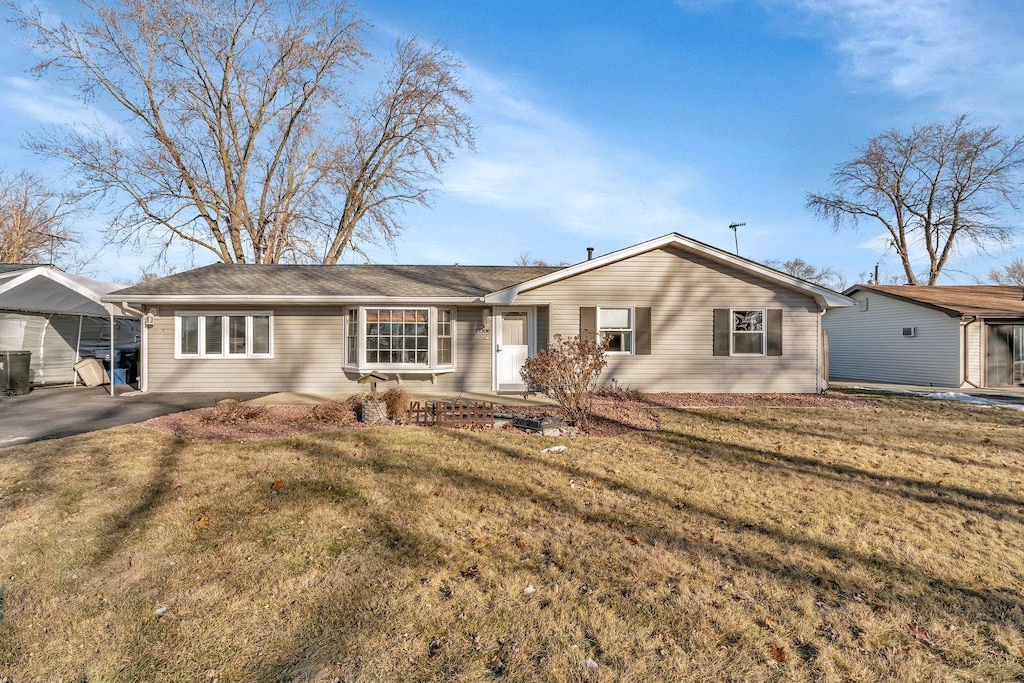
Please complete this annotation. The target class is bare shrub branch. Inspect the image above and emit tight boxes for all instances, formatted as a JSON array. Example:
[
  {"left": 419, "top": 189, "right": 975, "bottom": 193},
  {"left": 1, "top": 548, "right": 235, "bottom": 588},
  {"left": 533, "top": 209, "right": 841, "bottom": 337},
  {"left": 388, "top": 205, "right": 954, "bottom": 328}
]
[{"left": 520, "top": 334, "right": 608, "bottom": 431}]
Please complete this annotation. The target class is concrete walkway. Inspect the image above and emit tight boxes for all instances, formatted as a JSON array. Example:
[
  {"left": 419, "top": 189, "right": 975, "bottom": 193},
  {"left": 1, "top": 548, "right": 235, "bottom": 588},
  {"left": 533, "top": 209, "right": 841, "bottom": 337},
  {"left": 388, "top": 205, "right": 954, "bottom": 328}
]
[
  {"left": 0, "top": 385, "right": 266, "bottom": 447},
  {"left": 829, "top": 380, "right": 1024, "bottom": 405}
]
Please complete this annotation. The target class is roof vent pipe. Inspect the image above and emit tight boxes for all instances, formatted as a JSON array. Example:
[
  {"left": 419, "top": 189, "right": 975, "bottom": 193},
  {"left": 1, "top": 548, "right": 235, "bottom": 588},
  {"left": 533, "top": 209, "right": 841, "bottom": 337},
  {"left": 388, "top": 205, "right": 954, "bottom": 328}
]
[{"left": 586, "top": 247, "right": 594, "bottom": 261}]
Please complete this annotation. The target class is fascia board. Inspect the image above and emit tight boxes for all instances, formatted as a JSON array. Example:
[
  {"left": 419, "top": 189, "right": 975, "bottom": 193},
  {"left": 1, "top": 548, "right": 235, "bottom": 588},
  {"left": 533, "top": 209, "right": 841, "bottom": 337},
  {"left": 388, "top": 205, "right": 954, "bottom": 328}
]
[
  {"left": 485, "top": 233, "right": 855, "bottom": 310},
  {"left": 99, "top": 294, "right": 482, "bottom": 305}
]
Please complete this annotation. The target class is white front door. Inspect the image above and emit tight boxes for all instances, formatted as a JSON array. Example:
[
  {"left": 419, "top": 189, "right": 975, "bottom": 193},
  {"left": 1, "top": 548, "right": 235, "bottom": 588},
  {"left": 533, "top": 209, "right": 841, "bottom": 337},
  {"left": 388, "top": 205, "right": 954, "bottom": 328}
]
[{"left": 494, "top": 308, "right": 531, "bottom": 392}]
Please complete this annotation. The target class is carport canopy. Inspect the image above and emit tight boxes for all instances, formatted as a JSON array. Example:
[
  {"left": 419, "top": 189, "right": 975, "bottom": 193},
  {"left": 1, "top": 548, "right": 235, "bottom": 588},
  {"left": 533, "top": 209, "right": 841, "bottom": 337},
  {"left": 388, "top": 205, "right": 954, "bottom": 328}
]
[
  {"left": 0, "top": 265, "right": 139, "bottom": 395},
  {"left": 0, "top": 265, "right": 134, "bottom": 318}
]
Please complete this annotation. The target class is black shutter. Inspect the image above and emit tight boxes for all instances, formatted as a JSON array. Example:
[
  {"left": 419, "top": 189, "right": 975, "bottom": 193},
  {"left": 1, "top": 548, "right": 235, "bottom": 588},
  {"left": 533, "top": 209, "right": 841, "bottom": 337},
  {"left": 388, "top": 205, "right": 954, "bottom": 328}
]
[
  {"left": 767, "top": 308, "right": 783, "bottom": 356},
  {"left": 580, "top": 307, "right": 597, "bottom": 342},
  {"left": 635, "top": 307, "right": 651, "bottom": 355},
  {"left": 713, "top": 309, "right": 730, "bottom": 356}
]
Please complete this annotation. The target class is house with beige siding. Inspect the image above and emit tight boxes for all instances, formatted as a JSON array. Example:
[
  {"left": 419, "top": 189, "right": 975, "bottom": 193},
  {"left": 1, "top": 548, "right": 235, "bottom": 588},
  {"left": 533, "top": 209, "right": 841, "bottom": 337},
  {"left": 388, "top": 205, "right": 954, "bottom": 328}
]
[
  {"left": 823, "top": 285, "right": 1024, "bottom": 388},
  {"left": 103, "top": 233, "right": 852, "bottom": 395}
]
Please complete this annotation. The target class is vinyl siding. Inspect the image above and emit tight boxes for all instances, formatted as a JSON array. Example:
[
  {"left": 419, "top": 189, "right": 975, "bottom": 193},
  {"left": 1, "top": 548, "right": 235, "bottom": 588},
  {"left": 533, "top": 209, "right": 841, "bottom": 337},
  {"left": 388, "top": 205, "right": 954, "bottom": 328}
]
[
  {"left": 965, "top": 320, "right": 982, "bottom": 386},
  {"left": 513, "top": 246, "right": 822, "bottom": 393},
  {"left": 146, "top": 305, "right": 493, "bottom": 393},
  {"left": 822, "top": 291, "right": 962, "bottom": 386}
]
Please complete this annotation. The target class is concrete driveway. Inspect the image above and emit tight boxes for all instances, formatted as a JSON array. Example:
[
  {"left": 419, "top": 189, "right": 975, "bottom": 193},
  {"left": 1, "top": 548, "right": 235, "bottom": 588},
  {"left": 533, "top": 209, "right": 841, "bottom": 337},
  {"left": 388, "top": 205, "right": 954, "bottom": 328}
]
[{"left": 0, "top": 385, "right": 266, "bottom": 447}]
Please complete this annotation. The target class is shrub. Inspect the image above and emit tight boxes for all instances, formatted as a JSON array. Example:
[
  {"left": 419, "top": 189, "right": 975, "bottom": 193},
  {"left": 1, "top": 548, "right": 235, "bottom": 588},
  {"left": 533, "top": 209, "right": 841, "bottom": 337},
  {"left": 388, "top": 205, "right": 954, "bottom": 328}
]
[
  {"left": 520, "top": 334, "right": 608, "bottom": 431},
  {"left": 205, "top": 399, "right": 266, "bottom": 424},
  {"left": 305, "top": 396, "right": 360, "bottom": 425},
  {"left": 595, "top": 383, "right": 646, "bottom": 402},
  {"left": 381, "top": 387, "right": 412, "bottom": 423}
]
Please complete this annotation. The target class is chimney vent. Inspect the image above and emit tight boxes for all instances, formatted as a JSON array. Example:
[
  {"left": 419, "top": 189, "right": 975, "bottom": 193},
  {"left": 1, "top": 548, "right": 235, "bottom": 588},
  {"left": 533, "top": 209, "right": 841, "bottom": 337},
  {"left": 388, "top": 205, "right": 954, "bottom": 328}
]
[{"left": 586, "top": 247, "right": 594, "bottom": 261}]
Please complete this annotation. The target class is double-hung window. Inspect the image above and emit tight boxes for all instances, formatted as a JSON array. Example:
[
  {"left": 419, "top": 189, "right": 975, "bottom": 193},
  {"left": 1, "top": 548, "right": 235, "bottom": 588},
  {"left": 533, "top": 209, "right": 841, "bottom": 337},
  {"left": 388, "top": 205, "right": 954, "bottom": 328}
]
[
  {"left": 598, "top": 306, "right": 634, "bottom": 354},
  {"left": 731, "top": 309, "right": 765, "bottom": 355},
  {"left": 176, "top": 312, "right": 273, "bottom": 358},
  {"left": 344, "top": 307, "right": 455, "bottom": 371}
]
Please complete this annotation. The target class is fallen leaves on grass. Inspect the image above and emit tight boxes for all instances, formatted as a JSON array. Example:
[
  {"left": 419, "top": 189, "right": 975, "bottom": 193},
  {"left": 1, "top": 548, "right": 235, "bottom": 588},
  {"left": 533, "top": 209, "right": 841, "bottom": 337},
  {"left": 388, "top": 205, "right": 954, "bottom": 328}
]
[{"left": 769, "top": 643, "right": 788, "bottom": 662}]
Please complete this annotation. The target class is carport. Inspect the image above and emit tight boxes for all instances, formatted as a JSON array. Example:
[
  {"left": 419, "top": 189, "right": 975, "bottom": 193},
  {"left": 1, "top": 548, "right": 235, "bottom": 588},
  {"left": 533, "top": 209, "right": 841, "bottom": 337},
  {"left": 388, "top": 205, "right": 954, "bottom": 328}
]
[{"left": 0, "top": 265, "right": 139, "bottom": 394}]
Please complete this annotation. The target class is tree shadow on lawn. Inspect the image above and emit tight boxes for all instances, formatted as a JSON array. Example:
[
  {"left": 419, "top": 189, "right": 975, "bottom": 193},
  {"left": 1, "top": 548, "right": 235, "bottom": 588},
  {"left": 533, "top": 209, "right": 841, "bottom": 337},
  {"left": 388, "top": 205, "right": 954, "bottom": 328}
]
[
  {"left": 647, "top": 409, "right": 1024, "bottom": 522},
  {"left": 649, "top": 397, "right": 1024, "bottom": 477},
  {"left": 257, "top": 429, "right": 1024, "bottom": 679}
]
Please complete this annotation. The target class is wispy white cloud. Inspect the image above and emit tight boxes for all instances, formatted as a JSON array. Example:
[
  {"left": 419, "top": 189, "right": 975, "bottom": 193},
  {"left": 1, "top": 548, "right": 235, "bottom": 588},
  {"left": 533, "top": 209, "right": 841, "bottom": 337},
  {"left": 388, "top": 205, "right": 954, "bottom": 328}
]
[
  {"left": 439, "top": 66, "right": 714, "bottom": 243},
  {"left": 1, "top": 76, "right": 124, "bottom": 135},
  {"left": 784, "top": 0, "right": 1024, "bottom": 120}
]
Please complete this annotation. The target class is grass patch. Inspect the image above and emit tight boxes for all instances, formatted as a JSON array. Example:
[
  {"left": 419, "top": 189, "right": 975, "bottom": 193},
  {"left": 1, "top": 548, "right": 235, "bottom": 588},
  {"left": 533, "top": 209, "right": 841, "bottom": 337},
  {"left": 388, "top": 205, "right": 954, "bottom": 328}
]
[{"left": 1, "top": 393, "right": 1024, "bottom": 680}]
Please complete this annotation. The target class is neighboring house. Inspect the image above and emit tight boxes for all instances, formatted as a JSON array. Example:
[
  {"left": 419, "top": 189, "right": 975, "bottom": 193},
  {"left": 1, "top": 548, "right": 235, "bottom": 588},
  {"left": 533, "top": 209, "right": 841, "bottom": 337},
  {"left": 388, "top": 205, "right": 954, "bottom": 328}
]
[
  {"left": 104, "top": 233, "right": 852, "bottom": 395},
  {"left": 0, "top": 264, "right": 139, "bottom": 385},
  {"left": 823, "top": 284, "right": 1024, "bottom": 388}
]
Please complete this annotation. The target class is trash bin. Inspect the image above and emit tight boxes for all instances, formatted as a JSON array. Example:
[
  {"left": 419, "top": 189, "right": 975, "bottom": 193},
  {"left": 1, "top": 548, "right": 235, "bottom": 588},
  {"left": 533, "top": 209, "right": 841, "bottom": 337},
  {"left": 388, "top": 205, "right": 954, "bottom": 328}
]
[{"left": 1, "top": 350, "right": 32, "bottom": 395}]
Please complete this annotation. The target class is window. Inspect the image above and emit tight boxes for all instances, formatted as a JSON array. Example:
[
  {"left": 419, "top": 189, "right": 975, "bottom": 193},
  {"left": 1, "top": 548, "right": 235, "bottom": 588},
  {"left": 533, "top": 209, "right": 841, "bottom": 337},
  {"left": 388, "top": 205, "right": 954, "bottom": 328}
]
[
  {"left": 598, "top": 306, "right": 633, "bottom": 353},
  {"left": 344, "top": 307, "right": 455, "bottom": 370},
  {"left": 437, "top": 308, "right": 453, "bottom": 365},
  {"left": 731, "top": 309, "right": 765, "bottom": 355},
  {"left": 345, "top": 308, "right": 358, "bottom": 365},
  {"left": 176, "top": 312, "right": 273, "bottom": 358}
]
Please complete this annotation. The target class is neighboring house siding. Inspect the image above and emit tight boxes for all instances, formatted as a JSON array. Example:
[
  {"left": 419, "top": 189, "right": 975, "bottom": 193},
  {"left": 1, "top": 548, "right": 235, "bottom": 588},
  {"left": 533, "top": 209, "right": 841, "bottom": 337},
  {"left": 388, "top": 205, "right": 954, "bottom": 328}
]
[
  {"left": 513, "top": 246, "right": 822, "bottom": 393},
  {"left": 147, "top": 305, "right": 493, "bottom": 393},
  {"left": 823, "top": 291, "right": 961, "bottom": 386},
  {"left": 965, "top": 320, "right": 982, "bottom": 387}
]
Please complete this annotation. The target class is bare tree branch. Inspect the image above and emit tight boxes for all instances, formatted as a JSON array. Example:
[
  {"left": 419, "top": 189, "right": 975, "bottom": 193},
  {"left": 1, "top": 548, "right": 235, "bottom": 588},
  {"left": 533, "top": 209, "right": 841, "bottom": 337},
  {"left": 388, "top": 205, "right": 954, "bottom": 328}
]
[
  {"left": 988, "top": 257, "right": 1024, "bottom": 286},
  {"left": 764, "top": 257, "right": 847, "bottom": 291},
  {"left": 807, "top": 115, "right": 1024, "bottom": 285},
  {"left": 9, "top": 0, "right": 473, "bottom": 264},
  {"left": 0, "top": 171, "right": 80, "bottom": 264}
]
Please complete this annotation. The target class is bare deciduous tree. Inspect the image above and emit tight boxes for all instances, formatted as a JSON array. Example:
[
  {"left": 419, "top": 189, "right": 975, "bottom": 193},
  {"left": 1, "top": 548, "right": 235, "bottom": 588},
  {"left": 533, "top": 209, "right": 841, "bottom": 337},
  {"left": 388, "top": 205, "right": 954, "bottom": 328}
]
[
  {"left": 0, "top": 170, "right": 78, "bottom": 263},
  {"left": 988, "top": 257, "right": 1024, "bottom": 286},
  {"left": 807, "top": 115, "right": 1024, "bottom": 285},
  {"left": 514, "top": 252, "right": 567, "bottom": 267},
  {"left": 11, "top": 0, "right": 473, "bottom": 264},
  {"left": 765, "top": 257, "right": 847, "bottom": 291}
]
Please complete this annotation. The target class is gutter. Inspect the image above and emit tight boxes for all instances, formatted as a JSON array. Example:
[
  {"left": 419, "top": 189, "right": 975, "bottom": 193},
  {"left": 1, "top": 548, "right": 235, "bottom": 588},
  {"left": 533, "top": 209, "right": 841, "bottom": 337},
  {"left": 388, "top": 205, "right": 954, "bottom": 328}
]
[{"left": 99, "top": 295, "right": 482, "bottom": 305}]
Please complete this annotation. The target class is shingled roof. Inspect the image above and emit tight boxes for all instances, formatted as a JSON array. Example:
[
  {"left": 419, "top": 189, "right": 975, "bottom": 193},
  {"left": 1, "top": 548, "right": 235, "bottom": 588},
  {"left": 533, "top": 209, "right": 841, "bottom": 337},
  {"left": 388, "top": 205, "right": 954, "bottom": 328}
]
[
  {"left": 108, "top": 263, "right": 562, "bottom": 301},
  {"left": 853, "top": 284, "right": 1024, "bottom": 317}
]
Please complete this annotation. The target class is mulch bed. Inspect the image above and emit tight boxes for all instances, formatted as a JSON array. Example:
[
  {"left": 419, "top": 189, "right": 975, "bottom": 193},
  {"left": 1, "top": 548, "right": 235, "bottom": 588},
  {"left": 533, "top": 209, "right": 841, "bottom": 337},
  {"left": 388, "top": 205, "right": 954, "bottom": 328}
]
[{"left": 142, "top": 392, "right": 871, "bottom": 441}]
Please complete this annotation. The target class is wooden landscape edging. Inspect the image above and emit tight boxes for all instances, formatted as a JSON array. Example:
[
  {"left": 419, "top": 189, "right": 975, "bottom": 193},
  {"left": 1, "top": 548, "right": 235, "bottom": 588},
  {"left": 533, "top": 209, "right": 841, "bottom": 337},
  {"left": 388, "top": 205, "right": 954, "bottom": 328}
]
[{"left": 406, "top": 400, "right": 496, "bottom": 428}]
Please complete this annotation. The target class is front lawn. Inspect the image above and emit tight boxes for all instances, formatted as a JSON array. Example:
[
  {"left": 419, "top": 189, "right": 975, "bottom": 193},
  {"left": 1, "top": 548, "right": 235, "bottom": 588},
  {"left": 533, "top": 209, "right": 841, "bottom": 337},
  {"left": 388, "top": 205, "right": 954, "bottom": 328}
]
[{"left": 2, "top": 394, "right": 1023, "bottom": 681}]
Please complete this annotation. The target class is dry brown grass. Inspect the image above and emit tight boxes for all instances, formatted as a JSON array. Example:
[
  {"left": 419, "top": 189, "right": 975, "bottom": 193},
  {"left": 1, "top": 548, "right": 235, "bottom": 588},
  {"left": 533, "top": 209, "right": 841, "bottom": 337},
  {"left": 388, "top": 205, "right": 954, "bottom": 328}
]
[{"left": 2, "top": 392, "right": 1024, "bottom": 681}]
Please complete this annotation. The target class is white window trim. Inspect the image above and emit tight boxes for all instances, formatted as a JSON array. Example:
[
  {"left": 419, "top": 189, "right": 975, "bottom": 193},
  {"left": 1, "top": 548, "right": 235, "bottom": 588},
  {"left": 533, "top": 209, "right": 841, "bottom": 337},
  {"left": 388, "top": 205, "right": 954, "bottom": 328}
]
[
  {"left": 343, "top": 306, "right": 457, "bottom": 373},
  {"left": 174, "top": 311, "right": 274, "bottom": 359},
  {"left": 597, "top": 305, "right": 635, "bottom": 355},
  {"left": 729, "top": 307, "right": 766, "bottom": 357}
]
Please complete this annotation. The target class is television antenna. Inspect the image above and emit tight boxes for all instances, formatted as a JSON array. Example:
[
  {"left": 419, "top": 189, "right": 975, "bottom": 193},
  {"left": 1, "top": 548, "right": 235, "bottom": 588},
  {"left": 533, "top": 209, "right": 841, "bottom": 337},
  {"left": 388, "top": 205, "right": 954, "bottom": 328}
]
[{"left": 728, "top": 222, "right": 746, "bottom": 255}]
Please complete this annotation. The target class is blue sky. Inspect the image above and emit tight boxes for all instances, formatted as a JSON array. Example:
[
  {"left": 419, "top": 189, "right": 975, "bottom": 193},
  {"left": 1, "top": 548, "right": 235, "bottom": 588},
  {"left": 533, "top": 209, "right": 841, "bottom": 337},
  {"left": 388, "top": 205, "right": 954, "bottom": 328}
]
[{"left": 2, "top": 0, "right": 1024, "bottom": 284}]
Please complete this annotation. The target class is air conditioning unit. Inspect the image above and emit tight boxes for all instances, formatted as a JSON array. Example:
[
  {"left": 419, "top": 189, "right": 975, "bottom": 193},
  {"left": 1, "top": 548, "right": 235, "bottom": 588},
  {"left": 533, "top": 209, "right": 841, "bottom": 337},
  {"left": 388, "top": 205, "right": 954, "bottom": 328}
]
[{"left": 902, "top": 326, "right": 917, "bottom": 337}]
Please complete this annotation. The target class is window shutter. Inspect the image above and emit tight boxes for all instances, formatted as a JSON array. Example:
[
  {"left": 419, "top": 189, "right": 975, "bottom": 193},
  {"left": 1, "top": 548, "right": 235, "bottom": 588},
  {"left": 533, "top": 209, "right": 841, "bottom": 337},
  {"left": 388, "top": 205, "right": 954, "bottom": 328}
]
[
  {"left": 634, "top": 307, "right": 651, "bottom": 355},
  {"left": 580, "top": 307, "right": 597, "bottom": 342},
  {"left": 767, "top": 308, "right": 783, "bottom": 356},
  {"left": 713, "top": 309, "right": 730, "bottom": 356}
]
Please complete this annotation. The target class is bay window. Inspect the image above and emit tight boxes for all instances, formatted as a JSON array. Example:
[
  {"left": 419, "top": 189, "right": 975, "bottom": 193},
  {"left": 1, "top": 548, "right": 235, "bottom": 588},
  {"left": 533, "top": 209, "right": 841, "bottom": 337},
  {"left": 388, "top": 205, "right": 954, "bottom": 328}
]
[{"left": 344, "top": 307, "right": 455, "bottom": 371}]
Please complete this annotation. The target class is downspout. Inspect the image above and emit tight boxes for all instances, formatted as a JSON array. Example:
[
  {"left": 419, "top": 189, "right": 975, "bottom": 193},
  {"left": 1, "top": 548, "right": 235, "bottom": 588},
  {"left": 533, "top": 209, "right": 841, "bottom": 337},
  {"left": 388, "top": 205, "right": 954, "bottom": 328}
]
[{"left": 962, "top": 316, "right": 981, "bottom": 388}]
